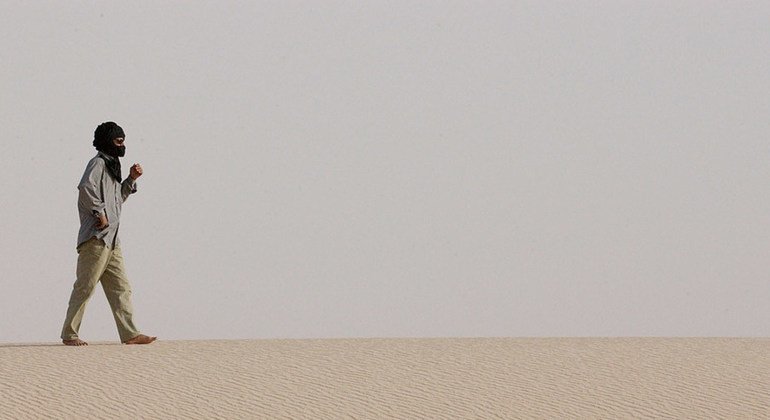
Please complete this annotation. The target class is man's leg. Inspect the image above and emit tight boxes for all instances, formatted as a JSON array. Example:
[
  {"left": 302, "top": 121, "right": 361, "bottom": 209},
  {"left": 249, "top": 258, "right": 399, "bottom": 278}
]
[
  {"left": 61, "top": 238, "right": 111, "bottom": 342},
  {"left": 100, "top": 246, "right": 142, "bottom": 343}
]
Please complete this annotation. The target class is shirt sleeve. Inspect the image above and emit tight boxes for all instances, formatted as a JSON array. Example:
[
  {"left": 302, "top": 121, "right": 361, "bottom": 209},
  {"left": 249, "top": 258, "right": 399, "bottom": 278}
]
[
  {"left": 121, "top": 177, "right": 138, "bottom": 202},
  {"left": 78, "top": 158, "right": 106, "bottom": 216}
]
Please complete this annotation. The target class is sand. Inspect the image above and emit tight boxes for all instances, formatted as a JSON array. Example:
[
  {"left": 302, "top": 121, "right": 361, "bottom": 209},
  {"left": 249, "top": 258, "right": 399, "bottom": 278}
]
[{"left": 0, "top": 338, "right": 768, "bottom": 419}]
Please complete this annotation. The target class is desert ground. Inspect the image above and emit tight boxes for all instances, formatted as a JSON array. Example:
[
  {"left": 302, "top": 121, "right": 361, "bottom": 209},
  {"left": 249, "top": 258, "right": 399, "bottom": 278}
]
[{"left": 1, "top": 338, "right": 768, "bottom": 419}]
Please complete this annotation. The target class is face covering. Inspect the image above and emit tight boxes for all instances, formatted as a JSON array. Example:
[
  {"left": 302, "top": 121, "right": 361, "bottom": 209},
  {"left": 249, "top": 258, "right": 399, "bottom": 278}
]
[
  {"left": 115, "top": 145, "right": 126, "bottom": 158},
  {"left": 93, "top": 122, "right": 127, "bottom": 182},
  {"left": 99, "top": 141, "right": 125, "bottom": 182}
]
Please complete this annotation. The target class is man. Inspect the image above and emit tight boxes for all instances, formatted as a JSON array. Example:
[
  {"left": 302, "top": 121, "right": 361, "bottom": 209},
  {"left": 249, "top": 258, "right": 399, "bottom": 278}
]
[{"left": 60, "top": 121, "right": 157, "bottom": 346}]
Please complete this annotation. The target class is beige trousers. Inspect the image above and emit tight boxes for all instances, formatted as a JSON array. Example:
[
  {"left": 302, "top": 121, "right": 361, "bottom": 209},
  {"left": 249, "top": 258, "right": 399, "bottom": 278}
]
[{"left": 61, "top": 237, "right": 141, "bottom": 342}]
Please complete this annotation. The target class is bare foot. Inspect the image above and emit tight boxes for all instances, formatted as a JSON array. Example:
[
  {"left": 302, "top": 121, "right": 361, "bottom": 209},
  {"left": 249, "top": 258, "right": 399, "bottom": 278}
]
[
  {"left": 123, "top": 334, "right": 157, "bottom": 345},
  {"left": 63, "top": 338, "right": 88, "bottom": 346}
]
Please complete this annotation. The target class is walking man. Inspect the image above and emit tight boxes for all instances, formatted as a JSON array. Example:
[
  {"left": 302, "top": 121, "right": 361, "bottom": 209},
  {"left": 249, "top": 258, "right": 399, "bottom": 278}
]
[{"left": 60, "top": 122, "right": 156, "bottom": 346}]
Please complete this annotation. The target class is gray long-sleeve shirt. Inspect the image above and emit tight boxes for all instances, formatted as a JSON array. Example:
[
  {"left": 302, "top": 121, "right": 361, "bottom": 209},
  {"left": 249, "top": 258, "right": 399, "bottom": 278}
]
[{"left": 77, "top": 152, "right": 137, "bottom": 249}]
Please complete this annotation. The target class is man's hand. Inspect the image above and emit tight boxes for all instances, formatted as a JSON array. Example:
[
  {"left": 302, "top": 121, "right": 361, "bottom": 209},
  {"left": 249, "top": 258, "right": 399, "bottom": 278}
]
[
  {"left": 96, "top": 213, "right": 109, "bottom": 230},
  {"left": 129, "top": 163, "right": 143, "bottom": 180}
]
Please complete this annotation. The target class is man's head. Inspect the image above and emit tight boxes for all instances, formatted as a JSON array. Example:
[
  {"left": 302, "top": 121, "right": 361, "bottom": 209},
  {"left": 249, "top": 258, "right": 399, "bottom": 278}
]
[{"left": 93, "top": 121, "right": 126, "bottom": 158}]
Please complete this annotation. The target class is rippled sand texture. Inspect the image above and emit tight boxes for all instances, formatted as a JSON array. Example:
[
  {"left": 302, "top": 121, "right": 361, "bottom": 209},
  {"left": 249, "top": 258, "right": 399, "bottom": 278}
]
[{"left": 1, "top": 338, "right": 768, "bottom": 419}]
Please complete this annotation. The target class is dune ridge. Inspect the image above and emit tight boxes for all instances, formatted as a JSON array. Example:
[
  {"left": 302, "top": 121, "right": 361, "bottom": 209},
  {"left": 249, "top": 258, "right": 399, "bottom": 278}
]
[{"left": 1, "top": 338, "right": 768, "bottom": 419}]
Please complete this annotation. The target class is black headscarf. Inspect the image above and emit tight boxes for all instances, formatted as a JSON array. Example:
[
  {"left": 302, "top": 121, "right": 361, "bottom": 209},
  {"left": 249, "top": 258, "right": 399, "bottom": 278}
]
[{"left": 93, "top": 122, "right": 126, "bottom": 182}]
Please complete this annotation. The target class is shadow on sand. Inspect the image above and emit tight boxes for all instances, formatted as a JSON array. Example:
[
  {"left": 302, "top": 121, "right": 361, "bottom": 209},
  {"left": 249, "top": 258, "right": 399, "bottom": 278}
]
[{"left": 0, "top": 342, "right": 123, "bottom": 348}]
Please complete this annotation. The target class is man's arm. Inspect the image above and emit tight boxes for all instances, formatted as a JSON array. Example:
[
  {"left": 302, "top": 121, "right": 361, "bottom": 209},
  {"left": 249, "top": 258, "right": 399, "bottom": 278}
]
[
  {"left": 121, "top": 163, "right": 142, "bottom": 202},
  {"left": 121, "top": 177, "right": 138, "bottom": 202},
  {"left": 78, "top": 159, "right": 108, "bottom": 228}
]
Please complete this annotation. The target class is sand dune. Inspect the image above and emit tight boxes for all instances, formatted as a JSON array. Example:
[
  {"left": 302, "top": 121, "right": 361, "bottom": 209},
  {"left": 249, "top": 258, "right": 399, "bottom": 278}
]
[{"left": 0, "top": 338, "right": 768, "bottom": 419}]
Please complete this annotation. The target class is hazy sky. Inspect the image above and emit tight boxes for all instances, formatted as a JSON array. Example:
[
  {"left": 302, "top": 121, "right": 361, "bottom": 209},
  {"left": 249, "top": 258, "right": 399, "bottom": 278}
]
[{"left": 1, "top": 1, "right": 768, "bottom": 342}]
